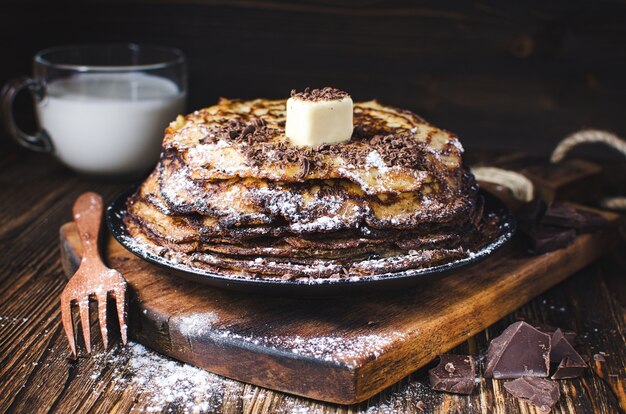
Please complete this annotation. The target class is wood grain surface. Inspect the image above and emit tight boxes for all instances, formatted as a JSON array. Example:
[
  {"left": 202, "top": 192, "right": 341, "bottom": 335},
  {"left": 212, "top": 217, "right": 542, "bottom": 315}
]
[
  {"left": 0, "top": 150, "right": 625, "bottom": 413},
  {"left": 58, "top": 205, "right": 618, "bottom": 404}
]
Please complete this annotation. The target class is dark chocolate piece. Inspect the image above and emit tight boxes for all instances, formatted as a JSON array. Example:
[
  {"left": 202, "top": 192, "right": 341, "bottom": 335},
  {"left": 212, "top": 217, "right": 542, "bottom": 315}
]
[
  {"left": 484, "top": 321, "right": 551, "bottom": 379},
  {"left": 428, "top": 354, "right": 476, "bottom": 394},
  {"left": 575, "top": 209, "right": 609, "bottom": 233},
  {"left": 541, "top": 202, "right": 584, "bottom": 229},
  {"left": 524, "top": 225, "right": 576, "bottom": 254},
  {"left": 504, "top": 377, "right": 560, "bottom": 413},
  {"left": 552, "top": 356, "right": 587, "bottom": 379},
  {"left": 549, "top": 329, "right": 586, "bottom": 379},
  {"left": 550, "top": 329, "right": 585, "bottom": 366},
  {"left": 534, "top": 324, "right": 576, "bottom": 344}
]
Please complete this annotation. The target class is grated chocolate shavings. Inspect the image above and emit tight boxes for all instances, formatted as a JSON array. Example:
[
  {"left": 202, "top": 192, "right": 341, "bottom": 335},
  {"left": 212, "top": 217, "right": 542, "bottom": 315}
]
[
  {"left": 368, "top": 133, "right": 429, "bottom": 170},
  {"left": 290, "top": 87, "right": 349, "bottom": 102},
  {"left": 200, "top": 117, "right": 276, "bottom": 146}
]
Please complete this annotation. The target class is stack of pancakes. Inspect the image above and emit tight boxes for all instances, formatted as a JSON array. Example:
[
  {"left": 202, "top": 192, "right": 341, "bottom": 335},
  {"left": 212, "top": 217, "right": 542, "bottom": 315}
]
[{"left": 124, "top": 98, "right": 500, "bottom": 280}]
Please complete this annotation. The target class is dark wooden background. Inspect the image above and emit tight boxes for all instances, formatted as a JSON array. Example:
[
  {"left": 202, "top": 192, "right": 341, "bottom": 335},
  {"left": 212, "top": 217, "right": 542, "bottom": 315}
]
[{"left": 1, "top": 0, "right": 626, "bottom": 154}]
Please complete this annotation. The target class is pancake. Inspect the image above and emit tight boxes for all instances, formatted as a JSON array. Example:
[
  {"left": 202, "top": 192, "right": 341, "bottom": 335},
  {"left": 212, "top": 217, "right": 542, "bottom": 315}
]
[
  {"left": 163, "top": 100, "right": 463, "bottom": 193},
  {"left": 157, "top": 154, "right": 477, "bottom": 232},
  {"left": 124, "top": 96, "right": 501, "bottom": 280}
]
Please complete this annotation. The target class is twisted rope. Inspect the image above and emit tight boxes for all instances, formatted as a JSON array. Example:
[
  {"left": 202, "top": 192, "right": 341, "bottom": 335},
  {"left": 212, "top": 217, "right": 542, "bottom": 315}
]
[
  {"left": 473, "top": 129, "right": 626, "bottom": 210},
  {"left": 471, "top": 166, "right": 535, "bottom": 202},
  {"left": 550, "top": 129, "right": 626, "bottom": 163},
  {"left": 550, "top": 129, "right": 626, "bottom": 210}
]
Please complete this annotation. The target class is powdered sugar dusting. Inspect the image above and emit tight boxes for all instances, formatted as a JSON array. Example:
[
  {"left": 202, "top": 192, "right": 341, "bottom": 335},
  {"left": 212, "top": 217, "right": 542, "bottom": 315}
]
[
  {"left": 207, "top": 331, "right": 407, "bottom": 367},
  {"left": 174, "top": 319, "right": 407, "bottom": 367},
  {"left": 253, "top": 187, "right": 344, "bottom": 221},
  {"left": 290, "top": 215, "right": 344, "bottom": 232},
  {"left": 450, "top": 137, "right": 464, "bottom": 152},
  {"left": 362, "top": 381, "right": 433, "bottom": 414},
  {"left": 101, "top": 342, "right": 232, "bottom": 413},
  {"left": 160, "top": 166, "right": 200, "bottom": 206},
  {"left": 178, "top": 312, "right": 220, "bottom": 337},
  {"left": 87, "top": 342, "right": 433, "bottom": 413},
  {"left": 365, "top": 150, "right": 389, "bottom": 173}
]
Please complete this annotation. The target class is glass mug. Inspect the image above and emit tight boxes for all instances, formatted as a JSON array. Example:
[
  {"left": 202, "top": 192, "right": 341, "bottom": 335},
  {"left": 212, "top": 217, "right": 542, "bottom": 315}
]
[{"left": 1, "top": 44, "right": 187, "bottom": 177}]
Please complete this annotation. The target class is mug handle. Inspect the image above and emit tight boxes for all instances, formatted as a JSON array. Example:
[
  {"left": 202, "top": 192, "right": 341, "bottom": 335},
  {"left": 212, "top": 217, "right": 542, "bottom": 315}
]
[{"left": 1, "top": 77, "right": 53, "bottom": 153}]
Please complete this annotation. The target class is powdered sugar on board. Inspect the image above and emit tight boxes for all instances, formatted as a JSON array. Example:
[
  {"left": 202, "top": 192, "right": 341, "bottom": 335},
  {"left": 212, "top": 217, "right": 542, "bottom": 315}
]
[
  {"left": 175, "top": 312, "right": 406, "bottom": 367},
  {"left": 93, "top": 342, "right": 232, "bottom": 413},
  {"left": 87, "top": 342, "right": 432, "bottom": 413},
  {"left": 177, "top": 312, "right": 220, "bottom": 337}
]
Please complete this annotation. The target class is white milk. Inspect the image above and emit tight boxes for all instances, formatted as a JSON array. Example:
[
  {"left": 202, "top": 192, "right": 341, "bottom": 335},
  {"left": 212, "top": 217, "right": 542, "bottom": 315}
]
[{"left": 36, "top": 72, "right": 185, "bottom": 175}]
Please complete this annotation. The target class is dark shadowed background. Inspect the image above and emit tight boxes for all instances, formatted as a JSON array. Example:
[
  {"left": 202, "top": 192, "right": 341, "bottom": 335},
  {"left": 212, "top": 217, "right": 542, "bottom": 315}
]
[{"left": 2, "top": 0, "right": 625, "bottom": 155}]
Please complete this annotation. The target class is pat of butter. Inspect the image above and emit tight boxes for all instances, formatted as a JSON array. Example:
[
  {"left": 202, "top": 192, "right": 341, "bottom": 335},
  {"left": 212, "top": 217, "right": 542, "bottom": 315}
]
[{"left": 285, "top": 96, "right": 353, "bottom": 146}]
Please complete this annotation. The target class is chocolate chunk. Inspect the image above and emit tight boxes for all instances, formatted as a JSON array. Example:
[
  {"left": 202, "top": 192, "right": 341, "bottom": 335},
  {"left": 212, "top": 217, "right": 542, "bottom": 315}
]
[
  {"left": 504, "top": 377, "right": 560, "bottom": 413},
  {"left": 522, "top": 200, "right": 608, "bottom": 237},
  {"left": 541, "top": 202, "right": 585, "bottom": 229},
  {"left": 484, "top": 321, "right": 551, "bottom": 379},
  {"left": 561, "top": 331, "right": 578, "bottom": 345},
  {"left": 549, "top": 329, "right": 586, "bottom": 379},
  {"left": 534, "top": 324, "right": 576, "bottom": 344},
  {"left": 550, "top": 329, "right": 585, "bottom": 367},
  {"left": 517, "top": 199, "right": 609, "bottom": 255},
  {"left": 552, "top": 356, "right": 587, "bottom": 379},
  {"left": 428, "top": 354, "right": 476, "bottom": 394},
  {"left": 575, "top": 209, "right": 609, "bottom": 233},
  {"left": 524, "top": 225, "right": 576, "bottom": 254}
]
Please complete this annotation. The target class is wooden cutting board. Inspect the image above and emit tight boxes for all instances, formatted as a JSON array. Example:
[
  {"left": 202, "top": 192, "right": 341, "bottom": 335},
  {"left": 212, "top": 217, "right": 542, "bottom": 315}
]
[{"left": 59, "top": 208, "right": 618, "bottom": 405}]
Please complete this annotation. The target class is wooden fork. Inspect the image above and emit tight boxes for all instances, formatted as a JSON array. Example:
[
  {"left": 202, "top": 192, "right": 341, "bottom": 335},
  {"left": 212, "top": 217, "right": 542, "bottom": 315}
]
[{"left": 61, "top": 192, "right": 128, "bottom": 358}]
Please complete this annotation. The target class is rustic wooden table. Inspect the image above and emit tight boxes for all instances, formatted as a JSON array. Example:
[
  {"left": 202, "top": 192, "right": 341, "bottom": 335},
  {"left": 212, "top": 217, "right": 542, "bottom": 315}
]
[{"left": 0, "top": 147, "right": 624, "bottom": 414}]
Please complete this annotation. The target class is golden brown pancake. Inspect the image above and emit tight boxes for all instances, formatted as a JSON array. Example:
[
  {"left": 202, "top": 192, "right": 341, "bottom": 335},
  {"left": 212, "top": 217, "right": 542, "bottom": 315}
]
[{"left": 124, "top": 98, "right": 500, "bottom": 280}]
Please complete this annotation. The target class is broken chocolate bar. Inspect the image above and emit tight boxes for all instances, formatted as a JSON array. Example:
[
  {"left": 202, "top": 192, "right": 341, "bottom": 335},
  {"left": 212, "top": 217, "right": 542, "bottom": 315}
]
[
  {"left": 550, "top": 329, "right": 584, "bottom": 364},
  {"left": 524, "top": 225, "right": 576, "bottom": 254},
  {"left": 549, "top": 329, "right": 586, "bottom": 379},
  {"left": 534, "top": 324, "right": 576, "bottom": 344},
  {"left": 504, "top": 377, "right": 560, "bottom": 413},
  {"left": 575, "top": 209, "right": 609, "bottom": 233},
  {"left": 552, "top": 356, "right": 587, "bottom": 380},
  {"left": 428, "top": 354, "right": 476, "bottom": 394},
  {"left": 485, "top": 321, "right": 551, "bottom": 379},
  {"left": 541, "top": 202, "right": 585, "bottom": 229},
  {"left": 518, "top": 198, "right": 609, "bottom": 254}
]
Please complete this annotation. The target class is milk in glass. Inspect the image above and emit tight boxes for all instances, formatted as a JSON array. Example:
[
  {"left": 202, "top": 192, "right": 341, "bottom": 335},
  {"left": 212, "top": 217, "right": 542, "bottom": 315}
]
[{"left": 36, "top": 72, "right": 185, "bottom": 175}]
